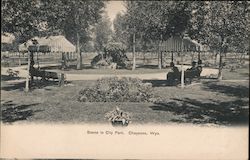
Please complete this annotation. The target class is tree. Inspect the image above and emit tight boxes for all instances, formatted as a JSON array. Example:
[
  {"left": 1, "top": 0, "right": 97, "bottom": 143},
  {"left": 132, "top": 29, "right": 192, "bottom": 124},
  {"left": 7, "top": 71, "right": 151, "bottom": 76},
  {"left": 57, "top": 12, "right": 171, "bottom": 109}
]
[
  {"left": 1, "top": 0, "right": 47, "bottom": 43},
  {"left": 113, "top": 12, "right": 130, "bottom": 47},
  {"left": 188, "top": 1, "right": 249, "bottom": 79},
  {"left": 93, "top": 12, "right": 113, "bottom": 54},
  {"left": 120, "top": 1, "right": 192, "bottom": 69},
  {"left": 40, "top": 0, "right": 105, "bottom": 69}
]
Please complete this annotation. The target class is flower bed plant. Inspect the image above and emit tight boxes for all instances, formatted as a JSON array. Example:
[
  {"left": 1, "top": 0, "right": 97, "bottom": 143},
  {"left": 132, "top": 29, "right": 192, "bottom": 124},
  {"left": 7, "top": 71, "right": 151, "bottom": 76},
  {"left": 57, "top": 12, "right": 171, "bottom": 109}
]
[
  {"left": 105, "top": 106, "right": 131, "bottom": 126},
  {"left": 78, "top": 77, "right": 159, "bottom": 102}
]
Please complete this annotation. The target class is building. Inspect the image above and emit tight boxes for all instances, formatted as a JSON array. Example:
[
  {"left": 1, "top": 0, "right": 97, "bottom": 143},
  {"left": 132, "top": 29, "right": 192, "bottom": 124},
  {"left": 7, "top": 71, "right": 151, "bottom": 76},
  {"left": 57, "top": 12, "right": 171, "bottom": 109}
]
[{"left": 19, "top": 35, "right": 76, "bottom": 53}]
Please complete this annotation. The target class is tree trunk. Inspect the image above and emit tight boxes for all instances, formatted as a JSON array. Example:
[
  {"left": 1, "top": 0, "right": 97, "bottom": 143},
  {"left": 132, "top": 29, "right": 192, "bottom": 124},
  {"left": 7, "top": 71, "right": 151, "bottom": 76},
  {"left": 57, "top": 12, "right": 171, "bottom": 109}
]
[
  {"left": 217, "top": 51, "right": 223, "bottom": 80},
  {"left": 158, "top": 35, "right": 162, "bottom": 69},
  {"left": 30, "top": 52, "right": 34, "bottom": 83},
  {"left": 160, "top": 51, "right": 163, "bottom": 68},
  {"left": 191, "top": 52, "right": 194, "bottom": 63},
  {"left": 171, "top": 52, "right": 174, "bottom": 62},
  {"left": 19, "top": 53, "right": 21, "bottom": 66},
  {"left": 25, "top": 52, "right": 30, "bottom": 92},
  {"left": 76, "top": 32, "right": 82, "bottom": 70},
  {"left": 218, "top": 36, "right": 227, "bottom": 80},
  {"left": 158, "top": 50, "right": 161, "bottom": 69},
  {"left": 214, "top": 51, "right": 218, "bottom": 66},
  {"left": 132, "top": 33, "right": 136, "bottom": 70},
  {"left": 143, "top": 51, "right": 146, "bottom": 65},
  {"left": 181, "top": 53, "right": 185, "bottom": 88}
]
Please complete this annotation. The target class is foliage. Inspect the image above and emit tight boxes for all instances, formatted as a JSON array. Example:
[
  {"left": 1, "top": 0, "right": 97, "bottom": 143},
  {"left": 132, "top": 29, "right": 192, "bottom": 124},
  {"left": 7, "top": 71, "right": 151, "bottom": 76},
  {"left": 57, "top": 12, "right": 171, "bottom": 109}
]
[
  {"left": 188, "top": 1, "right": 249, "bottom": 53},
  {"left": 187, "top": 1, "right": 249, "bottom": 79},
  {"left": 121, "top": 1, "right": 192, "bottom": 41},
  {"left": 93, "top": 12, "right": 113, "bottom": 52},
  {"left": 78, "top": 77, "right": 158, "bottom": 102},
  {"left": 113, "top": 12, "right": 130, "bottom": 48},
  {"left": 40, "top": 0, "right": 106, "bottom": 69},
  {"left": 91, "top": 42, "right": 129, "bottom": 68},
  {"left": 1, "top": 0, "right": 46, "bottom": 43},
  {"left": 104, "top": 42, "right": 127, "bottom": 52},
  {"left": 105, "top": 106, "right": 131, "bottom": 126},
  {"left": 2, "top": 0, "right": 106, "bottom": 69}
]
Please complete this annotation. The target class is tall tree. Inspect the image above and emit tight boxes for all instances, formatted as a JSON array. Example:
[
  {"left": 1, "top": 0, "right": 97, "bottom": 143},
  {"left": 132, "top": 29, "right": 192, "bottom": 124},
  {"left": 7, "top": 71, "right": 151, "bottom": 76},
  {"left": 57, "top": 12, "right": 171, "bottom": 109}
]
[
  {"left": 1, "top": 0, "right": 46, "bottom": 43},
  {"left": 94, "top": 12, "right": 113, "bottom": 53},
  {"left": 188, "top": 1, "right": 249, "bottom": 79},
  {"left": 121, "top": 1, "right": 192, "bottom": 69},
  {"left": 40, "top": 0, "right": 105, "bottom": 69},
  {"left": 113, "top": 12, "right": 130, "bottom": 47}
]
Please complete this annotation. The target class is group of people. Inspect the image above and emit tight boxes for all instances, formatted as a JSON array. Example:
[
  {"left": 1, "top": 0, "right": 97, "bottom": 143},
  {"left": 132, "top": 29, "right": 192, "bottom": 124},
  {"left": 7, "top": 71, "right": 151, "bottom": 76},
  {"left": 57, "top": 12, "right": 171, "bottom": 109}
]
[{"left": 171, "top": 61, "right": 201, "bottom": 74}]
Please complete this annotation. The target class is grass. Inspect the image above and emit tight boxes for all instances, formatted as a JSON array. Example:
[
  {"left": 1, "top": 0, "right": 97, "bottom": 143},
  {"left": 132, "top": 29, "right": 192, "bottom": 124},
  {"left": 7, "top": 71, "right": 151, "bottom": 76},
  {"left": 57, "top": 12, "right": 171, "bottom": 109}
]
[
  {"left": 222, "top": 67, "right": 249, "bottom": 80},
  {"left": 1, "top": 78, "right": 249, "bottom": 126},
  {"left": 1, "top": 52, "right": 249, "bottom": 125}
]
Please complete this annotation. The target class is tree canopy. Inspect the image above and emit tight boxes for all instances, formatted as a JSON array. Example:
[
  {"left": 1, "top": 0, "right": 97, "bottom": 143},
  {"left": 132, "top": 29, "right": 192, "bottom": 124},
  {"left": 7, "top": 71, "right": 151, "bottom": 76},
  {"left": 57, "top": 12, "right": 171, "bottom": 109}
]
[{"left": 93, "top": 12, "right": 113, "bottom": 52}]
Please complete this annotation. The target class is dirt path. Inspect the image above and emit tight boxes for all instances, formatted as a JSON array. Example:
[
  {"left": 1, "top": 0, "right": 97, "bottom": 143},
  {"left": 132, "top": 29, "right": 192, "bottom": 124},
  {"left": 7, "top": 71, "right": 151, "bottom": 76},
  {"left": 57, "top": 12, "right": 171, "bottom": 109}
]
[{"left": 1, "top": 64, "right": 222, "bottom": 81}]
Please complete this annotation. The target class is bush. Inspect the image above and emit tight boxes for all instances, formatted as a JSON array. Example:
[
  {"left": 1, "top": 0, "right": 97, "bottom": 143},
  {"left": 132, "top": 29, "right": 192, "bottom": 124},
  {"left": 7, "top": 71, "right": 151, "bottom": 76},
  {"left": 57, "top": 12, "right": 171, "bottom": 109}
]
[
  {"left": 91, "top": 42, "right": 129, "bottom": 68},
  {"left": 78, "top": 77, "right": 159, "bottom": 102}
]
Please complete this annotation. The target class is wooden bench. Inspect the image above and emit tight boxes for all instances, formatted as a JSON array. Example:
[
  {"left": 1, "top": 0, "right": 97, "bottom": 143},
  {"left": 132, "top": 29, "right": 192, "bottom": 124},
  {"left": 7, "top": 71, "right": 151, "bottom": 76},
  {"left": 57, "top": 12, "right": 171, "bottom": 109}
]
[{"left": 30, "top": 68, "right": 65, "bottom": 85}]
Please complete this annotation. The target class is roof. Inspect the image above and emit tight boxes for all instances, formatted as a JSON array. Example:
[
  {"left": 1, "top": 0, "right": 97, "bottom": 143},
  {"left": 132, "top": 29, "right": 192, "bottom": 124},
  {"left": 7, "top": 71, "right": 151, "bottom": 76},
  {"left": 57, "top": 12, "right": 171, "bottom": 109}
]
[
  {"left": 19, "top": 35, "right": 76, "bottom": 52},
  {"left": 160, "top": 36, "right": 208, "bottom": 52}
]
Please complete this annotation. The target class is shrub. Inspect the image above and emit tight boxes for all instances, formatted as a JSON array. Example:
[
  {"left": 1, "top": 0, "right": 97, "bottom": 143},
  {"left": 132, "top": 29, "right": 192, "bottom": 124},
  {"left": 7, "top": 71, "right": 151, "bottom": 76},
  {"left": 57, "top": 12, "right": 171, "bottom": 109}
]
[
  {"left": 91, "top": 42, "right": 129, "bottom": 68},
  {"left": 78, "top": 77, "right": 158, "bottom": 102}
]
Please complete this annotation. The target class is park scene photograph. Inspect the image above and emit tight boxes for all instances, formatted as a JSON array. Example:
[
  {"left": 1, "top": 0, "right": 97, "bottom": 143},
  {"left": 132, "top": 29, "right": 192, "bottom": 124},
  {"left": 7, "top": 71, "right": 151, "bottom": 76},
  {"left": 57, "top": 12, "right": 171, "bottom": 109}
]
[{"left": 1, "top": 0, "right": 249, "bottom": 127}]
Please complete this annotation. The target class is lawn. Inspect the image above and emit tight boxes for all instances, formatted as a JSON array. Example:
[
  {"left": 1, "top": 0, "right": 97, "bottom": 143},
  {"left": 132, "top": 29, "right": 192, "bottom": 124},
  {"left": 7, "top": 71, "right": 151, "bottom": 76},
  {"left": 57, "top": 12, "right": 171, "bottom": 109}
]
[{"left": 1, "top": 76, "right": 249, "bottom": 126}]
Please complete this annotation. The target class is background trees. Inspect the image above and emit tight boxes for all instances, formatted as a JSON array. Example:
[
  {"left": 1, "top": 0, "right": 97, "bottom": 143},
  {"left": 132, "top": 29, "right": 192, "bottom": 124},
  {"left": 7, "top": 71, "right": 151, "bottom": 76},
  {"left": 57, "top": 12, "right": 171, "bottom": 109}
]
[
  {"left": 2, "top": 1, "right": 249, "bottom": 76},
  {"left": 93, "top": 12, "right": 113, "bottom": 53},
  {"left": 113, "top": 1, "right": 192, "bottom": 69},
  {"left": 114, "top": 1, "right": 248, "bottom": 78},
  {"left": 41, "top": 0, "right": 105, "bottom": 69},
  {"left": 2, "top": 0, "right": 106, "bottom": 69},
  {"left": 1, "top": 0, "right": 46, "bottom": 44},
  {"left": 188, "top": 1, "right": 249, "bottom": 79}
]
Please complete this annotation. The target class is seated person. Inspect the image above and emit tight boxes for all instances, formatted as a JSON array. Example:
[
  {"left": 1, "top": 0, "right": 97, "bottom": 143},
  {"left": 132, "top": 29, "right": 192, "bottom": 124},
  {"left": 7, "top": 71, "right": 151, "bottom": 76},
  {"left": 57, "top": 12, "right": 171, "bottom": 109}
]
[
  {"left": 198, "top": 59, "right": 202, "bottom": 65},
  {"left": 187, "top": 61, "right": 197, "bottom": 71},
  {"left": 172, "top": 64, "right": 179, "bottom": 73}
]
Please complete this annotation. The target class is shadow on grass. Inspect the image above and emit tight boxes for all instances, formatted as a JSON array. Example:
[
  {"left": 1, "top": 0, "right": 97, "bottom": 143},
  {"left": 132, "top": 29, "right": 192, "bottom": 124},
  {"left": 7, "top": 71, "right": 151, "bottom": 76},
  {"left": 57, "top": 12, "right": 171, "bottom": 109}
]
[
  {"left": 1, "top": 75, "right": 22, "bottom": 81},
  {"left": 203, "top": 81, "right": 249, "bottom": 98},
  {"left": 1, "top": 101, "right": 43, "bottom": 123},
  {"left": 240, "top": 72, "right": 249, "bottom": 77},
  {"left": 137, "top": 65, "right": 160, "bottom": 69},
  {"left": 143, "top": 80, "right": 179, "bottom": 87},
  {"left": 1, "top": 79, "right": 72, "bottom": 91},
  {"left": 150, "top": 98, "right": 249, "bottom": 125}
]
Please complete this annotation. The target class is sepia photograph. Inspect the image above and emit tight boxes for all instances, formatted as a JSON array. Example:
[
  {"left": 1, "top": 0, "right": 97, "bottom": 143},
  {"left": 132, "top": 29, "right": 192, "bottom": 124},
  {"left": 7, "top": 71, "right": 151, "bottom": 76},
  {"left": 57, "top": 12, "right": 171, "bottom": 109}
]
[{"left": 1, "top": 0, "right": 249, "bottom": 159}]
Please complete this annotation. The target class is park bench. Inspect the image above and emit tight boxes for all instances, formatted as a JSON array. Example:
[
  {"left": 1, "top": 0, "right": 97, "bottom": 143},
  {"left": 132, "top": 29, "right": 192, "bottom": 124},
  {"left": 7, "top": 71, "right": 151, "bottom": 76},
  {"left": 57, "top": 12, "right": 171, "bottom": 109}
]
[
  {"left": 30, "top": 68, "right": 65, "bottom": 85},
  {"left": 184, "top": 66, "right": 202, "bottom": 83},
  {"left": 167, "top": 66, "right": 202, "bottom": 84}
]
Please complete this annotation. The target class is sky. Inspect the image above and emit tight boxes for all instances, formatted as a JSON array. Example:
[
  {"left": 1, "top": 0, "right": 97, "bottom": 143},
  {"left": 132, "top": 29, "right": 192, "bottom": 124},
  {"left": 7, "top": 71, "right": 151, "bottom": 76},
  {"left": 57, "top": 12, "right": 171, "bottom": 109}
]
[{"left": 105, "top": 1, "right": 126, "bottom": 22}]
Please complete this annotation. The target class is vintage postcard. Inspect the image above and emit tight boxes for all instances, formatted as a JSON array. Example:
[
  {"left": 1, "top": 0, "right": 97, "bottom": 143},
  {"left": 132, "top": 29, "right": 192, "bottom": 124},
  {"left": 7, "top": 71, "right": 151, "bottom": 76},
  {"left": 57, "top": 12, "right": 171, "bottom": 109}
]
[{"left": 1, "top": 1, "right": 249, "bottom": 159}]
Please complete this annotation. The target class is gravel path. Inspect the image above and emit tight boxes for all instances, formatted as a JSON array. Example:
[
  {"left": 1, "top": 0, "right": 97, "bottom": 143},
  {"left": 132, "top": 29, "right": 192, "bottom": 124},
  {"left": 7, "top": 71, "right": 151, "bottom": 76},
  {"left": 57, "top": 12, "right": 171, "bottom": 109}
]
[{"left": 1, "top": 64, "right": 226, "bottom": 81}]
